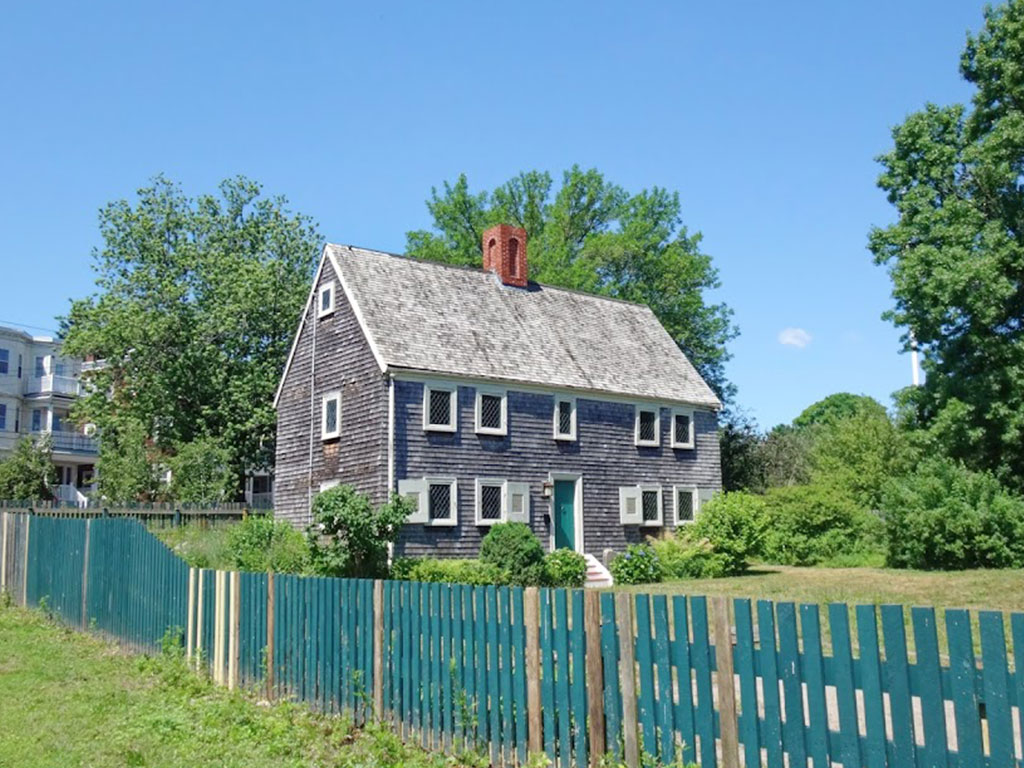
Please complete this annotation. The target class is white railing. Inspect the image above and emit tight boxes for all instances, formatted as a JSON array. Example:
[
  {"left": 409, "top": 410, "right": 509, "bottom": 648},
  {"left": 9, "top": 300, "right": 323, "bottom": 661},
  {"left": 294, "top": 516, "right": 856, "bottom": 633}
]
[
  {"left": 80, "top": 359, "right": 108, "bottom": 373},
  {"left": 52, "top": 484, "right": 89, "bottom": 506},
  {"left": 29, "top": 375, "right": 82, "bottom": 396},
  {"left": 33, "top": 430, "right": 98, "bottom": 455}
]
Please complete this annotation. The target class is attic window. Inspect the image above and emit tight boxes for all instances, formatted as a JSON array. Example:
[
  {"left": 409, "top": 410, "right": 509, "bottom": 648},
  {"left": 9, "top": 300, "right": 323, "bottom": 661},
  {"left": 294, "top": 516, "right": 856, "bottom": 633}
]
[
  {"left": 635, "top": 406, "right": 660, "bottom": 447},
  {"left": 475, "top": 389, "right": 507, "bottom": 435},
  {"left": 671, "top": 408, "right": 695, "bottom": 449},
  {"left": 553, "top": 396, "right": 576, "bottom": 441},
  {"left": 318, "top": 281, "right": 336, "bottom": 318},
  {"left": 424, "top": 384, "right": 457, "bottom": 432},
  {"left": 321, "top": 391, "right": 341, "bottom": 440}
]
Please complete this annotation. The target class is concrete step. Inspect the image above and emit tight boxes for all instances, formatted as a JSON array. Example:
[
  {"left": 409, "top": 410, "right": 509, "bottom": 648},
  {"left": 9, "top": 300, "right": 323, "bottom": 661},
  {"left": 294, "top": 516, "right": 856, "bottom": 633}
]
[{"left": 583, "top": 552, "right": 613, "bottom": 588}]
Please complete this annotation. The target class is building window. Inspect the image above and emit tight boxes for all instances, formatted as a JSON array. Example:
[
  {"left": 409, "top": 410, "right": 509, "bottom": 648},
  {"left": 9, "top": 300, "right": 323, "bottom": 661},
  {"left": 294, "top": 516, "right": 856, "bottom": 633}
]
[
  {"left": 426, "top": 478, "right": 457, "bottom": 525},
  {"left": 318, "top": 281, "right": 336, "bottom": 317},
  {"left": 553, "top": 396, "right": 576, "bottom": 441},
  {"left": 34, "top": 356, "right": 46, "bottom": 377},
  {"left": 635, "top": 406, "right": 660, "bottom": 447},
  {"left": 507, "top": 482, "right": 530, "bottom": 523},
  {"left": 423, "top": 384, "right": 457, "bottom": 432},
  {"left": 17, "top": 354, "right": 21, "bottom": 378},
  {"left": 640, "top": 486, "right": 663, "bottom": 527},
  {"left": 321, "top": 391, "right": 341, "bottom": 440},
  {"left": 474, "top": 389, "right": 507, "bottom": 435},
  {"left": 671, "top": 408, "right": 695, "bottom": 449},
  {"left": 31, "top": 409, "right": 42, "bottom": 432},
  {"left": 0, "top": 349, "right": 8, "bottom": 375},
  {"left": 476, "top": 479, "right": 504, "bottom": 525},
  {"left": 674, "top": 486, "right": 697, "bottom": 524},
  {"left": 0, "top": 404, "right": 5, "bottom": 430}
]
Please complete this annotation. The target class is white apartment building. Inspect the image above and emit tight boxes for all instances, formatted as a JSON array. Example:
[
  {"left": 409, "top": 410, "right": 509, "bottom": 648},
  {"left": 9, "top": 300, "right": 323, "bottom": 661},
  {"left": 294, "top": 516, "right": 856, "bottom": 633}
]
[{"left": 0, "top": 325, "right": 98, "bottom": 503}]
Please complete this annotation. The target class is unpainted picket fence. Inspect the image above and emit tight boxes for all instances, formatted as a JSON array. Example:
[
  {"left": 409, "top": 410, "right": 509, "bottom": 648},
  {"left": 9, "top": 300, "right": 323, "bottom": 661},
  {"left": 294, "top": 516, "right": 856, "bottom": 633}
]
[{"left": 2, "top": 511, "right": 1024, "bottom": 768}]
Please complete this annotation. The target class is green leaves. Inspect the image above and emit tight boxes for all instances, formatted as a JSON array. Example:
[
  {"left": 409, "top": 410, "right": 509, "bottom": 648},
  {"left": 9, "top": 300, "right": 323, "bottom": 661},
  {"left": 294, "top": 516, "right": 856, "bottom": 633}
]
[
  {"left": 62, "top": 176, "right": 320, "bottom": 500},
  {"left": 406, "top": 165, "right": 737, "bottom": 401},
  {"left": 0, "top": 436, "right": 57, "bottom": 501}
]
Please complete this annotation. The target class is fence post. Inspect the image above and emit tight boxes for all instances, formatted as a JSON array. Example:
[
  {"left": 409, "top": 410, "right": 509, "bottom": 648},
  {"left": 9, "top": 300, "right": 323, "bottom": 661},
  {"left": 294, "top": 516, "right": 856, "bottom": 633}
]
[
  {"left": 173, "top": 508, "right": 182, "bottom": 528},
  {"left": 229, "top": 570, "right": 240, "bottom": 690},
  {"left": 1, "top": 511, "right": 7, "bottom": 593},
  {"left": 266, "top": 571, "right": 275, "bottom": 699},
  {"left": 615, "top": 591, "right": 639, "bottom": 768},
  {"left": 22, "top": 514, "right": 30, "bottom": 607},
  {"left": 713, "top": 597, "right": 740, "bottom": 768},
  {"left": 81, "top": 519, "right": 91, "bottom": 629},
  {"left": 524, "top": 586, "right": 542, "bottom": 755},
  {"left": 195, "top": 569, "right": 205, "bottom": 671},
  {"left": 373, "top": 579, "right": 384, "bottom": 719},
  {"left": 186, "top": 567, "right": 196, "bottom": 660},
  {"left": 585, "top": 589, "right": 606, "bottom": 766}
]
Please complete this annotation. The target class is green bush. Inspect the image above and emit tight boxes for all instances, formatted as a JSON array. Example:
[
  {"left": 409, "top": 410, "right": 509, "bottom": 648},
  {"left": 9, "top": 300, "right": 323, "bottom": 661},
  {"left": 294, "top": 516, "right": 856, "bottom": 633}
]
[
  {"left": 690, "top": 491, "right": 765, "bottom": 574},
  {"left": 609, "top": 543, "right": 662, "bottom": 585},
  {"left": 308, "top": 485, "right": 412, "bottom": 578},
  {"left": 759, "top": 483, "right": 880, "bottom": 566},
  {"left": 545, "top": 548, "right": 587, "bottom": 588},
  {"left": 389, "top": 557, "right": 504, "bottom": 585},
  {"left": 167, "top": 437, "right": 236, "bottom": 503},
  {"left": 225, "top": 516, "right": 309, "bottom": 573},
  {"left": 882, "top": 458, "right": 1024, "bottom": 569},
  {"left": 480, "top": 523, "right": 546, "bottom": 585},
  {"left": 651, "top": 533, "right": 732, "bottom": 579}
]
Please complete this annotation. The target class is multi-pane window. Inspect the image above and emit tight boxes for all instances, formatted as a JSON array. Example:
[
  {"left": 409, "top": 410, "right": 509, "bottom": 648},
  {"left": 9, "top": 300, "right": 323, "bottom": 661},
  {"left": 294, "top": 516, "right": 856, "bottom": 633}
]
[
  {"left": 480, "top": 484, "right": 502, "bottom": 521},
  {"left": 318, "top": 281, "right": 335, "bottom": 317},
  {"left": 672, "top": 409, "right": 694, "bottom": 449},
  {"left": 428, "top": 482, "right": 454, "bottom": 522},
  {"left": 0, "top": 349, "right": 8, "bottom": 375},
  {"left": 553, "top": 396, "right": 576, "bottom": 440},
  {"left": 474, "top": 389, "right": 506, "bottom": 435},
  {"left": 676, "top": 487, "right": 695, "bottom": 523},
  {"left": 642, "top": 489, "right": 660, "bottom": 522},
  {"left": 424, "top": 385, "right": 457, "bottom": 431},
  {"left": 0, "top": 404, "right": 6, "bottom": 430},
  {"left": 321, "top": 391, "right": 341, "bottom": 440},
  {"left": 636, "top": 407, "right": 659, "bottom": 446}
]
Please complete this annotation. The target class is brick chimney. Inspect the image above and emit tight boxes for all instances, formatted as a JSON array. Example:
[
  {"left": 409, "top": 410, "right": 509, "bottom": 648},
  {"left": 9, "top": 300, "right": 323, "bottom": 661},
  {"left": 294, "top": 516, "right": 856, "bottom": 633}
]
[{"left": 481, "top": 224, "right": 528, "bottom": 288}]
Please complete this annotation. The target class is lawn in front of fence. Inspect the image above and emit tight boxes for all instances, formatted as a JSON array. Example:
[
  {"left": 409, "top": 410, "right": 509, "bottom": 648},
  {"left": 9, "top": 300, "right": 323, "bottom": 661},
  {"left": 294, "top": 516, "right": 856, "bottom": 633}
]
[{"left": 0, "top": 604, "right": 475, "bottom": 768}]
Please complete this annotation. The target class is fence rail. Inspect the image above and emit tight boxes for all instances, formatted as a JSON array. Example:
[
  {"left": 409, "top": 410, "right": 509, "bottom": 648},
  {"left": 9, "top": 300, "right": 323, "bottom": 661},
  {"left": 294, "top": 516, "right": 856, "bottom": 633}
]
[
  {"left": 1, "top": 511, "right": 1022, "bottom": 768},
  {"left": 0, "top": 502, "right": 271, "bottom": 527}
]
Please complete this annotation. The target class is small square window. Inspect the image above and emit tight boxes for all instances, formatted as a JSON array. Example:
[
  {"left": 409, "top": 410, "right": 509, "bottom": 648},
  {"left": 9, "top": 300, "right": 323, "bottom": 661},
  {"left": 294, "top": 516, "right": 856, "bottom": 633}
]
[
  {"left": 425, "top": 386, "right": 457, "bottom": 431},
  {"left": 636, "top": 406, "right": 660, "bottom": 446},
  {"left": 429, "top": 482, "right": 453, "bottom": 521},
  {"left": 553, "top": 396, "right": 576, "bottom": 440},
  {"left": 321, "top": 391, "right": 341, "bottom": 440},
  {"left": 318, "top": 281, "right": 336, "bottom": 318},
  {"left": 672, "top": 409, "right": 694, "bottom": 449}
]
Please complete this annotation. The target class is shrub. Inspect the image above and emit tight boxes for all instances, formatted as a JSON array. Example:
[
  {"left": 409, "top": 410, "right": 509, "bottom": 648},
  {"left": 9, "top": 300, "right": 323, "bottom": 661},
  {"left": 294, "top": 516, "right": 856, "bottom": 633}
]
[
  {"left": 389, "top": 557, "right": 504, "bottom": 585},
  {"left": 167, "top": 437, "right": 235, "bottom": 503},
  {"left": 308, "top": 485, "right": 412, "bottom": 578},
  {"left": 882, "top": 458, "right": 1024, "bottom": 569},
  {"left": 609, "top": 543, "right": 662, "bottom": 585},
  {"left": 480, "top": 523, "right": 546, "bottom": 585},
  {"left": 0, "top": 435, "right": 56, "bottom": 501},
  {"left": 545, "top": 549, "right": 587, "bottom": 588},
  {"left": 759, "top": 483, "right": 880, "bottom": 566},
  {"left": 690, "top": 491, "right": 765, "bottom": 574},
  {"left": 651, "top": 533, "right": 732, "bottom": 579},
  {"left": 225, "top": 516, "right": 309, "bottom": 573}
]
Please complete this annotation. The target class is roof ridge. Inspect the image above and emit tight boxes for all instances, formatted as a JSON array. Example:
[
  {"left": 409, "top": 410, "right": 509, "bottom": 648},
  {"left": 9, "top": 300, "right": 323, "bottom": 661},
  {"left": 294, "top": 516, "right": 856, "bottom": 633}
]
[{"left": 326, "top": 242, "right": 650, "bottom": 310}]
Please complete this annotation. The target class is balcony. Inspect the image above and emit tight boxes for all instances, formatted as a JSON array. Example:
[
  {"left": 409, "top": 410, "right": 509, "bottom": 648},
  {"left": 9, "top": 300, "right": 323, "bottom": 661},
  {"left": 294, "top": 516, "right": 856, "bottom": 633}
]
[
  {"left": 34, "top": 429, "right": 98, "bottom": 456},
  {"left": 27, "top": 375, "right": 82, "bottom": 397}
]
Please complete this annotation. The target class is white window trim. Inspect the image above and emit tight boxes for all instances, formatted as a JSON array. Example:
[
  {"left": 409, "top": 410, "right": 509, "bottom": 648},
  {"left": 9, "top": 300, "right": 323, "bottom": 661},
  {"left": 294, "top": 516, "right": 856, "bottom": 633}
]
[
  {"left": 506, "top": 481, "right": 531, "bottom": 524},
  {"left": 671, "top": 407, "right": 695, "bottom": 449},
  {"left": 474, "top": 387, "right": 508, "bottom": 436},
  {"left": 673, "top": 484, "right": 698, "bottom": 525},
  {"left": 552, "top": 395, "right": 577, "bottom": 441},
  {"left": 474, "top": 477, "right": 506, "bottom": 526},
  {"left": 317, "top": 280, "right": 336, "bottom": 318},
  {"left": 635, "top": 405, "right": 661, "bottom": 447},
  {"left": 423, "top": 383, "right": 458, "bottom": 433},
  {"left": 639, "top": 484, "right": 664, "bottom": 527},
  {"left": 424, "top": 476, "right": 458, "bottom": 527},
  {"left": 397, "top": 478, "right": 428, "bottom": 524},
  {"left": 319, "top": 479, "right": 341, "bottom": 492},
  {"left": 321, "top": 391, "right": 342, "bottom": 441}
]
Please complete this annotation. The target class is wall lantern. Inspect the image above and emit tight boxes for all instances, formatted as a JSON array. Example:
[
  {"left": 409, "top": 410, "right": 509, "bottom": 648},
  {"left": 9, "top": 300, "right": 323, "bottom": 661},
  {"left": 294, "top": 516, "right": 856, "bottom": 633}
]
[{"left": 541, "top": 481, "right": 554, "bottom": 498}]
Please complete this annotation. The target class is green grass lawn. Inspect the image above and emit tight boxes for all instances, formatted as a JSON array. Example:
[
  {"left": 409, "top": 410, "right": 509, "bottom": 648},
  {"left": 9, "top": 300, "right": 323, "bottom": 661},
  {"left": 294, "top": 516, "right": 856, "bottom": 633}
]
[{"left": 0, "top": 603, "right": 482, "bottom": 768}]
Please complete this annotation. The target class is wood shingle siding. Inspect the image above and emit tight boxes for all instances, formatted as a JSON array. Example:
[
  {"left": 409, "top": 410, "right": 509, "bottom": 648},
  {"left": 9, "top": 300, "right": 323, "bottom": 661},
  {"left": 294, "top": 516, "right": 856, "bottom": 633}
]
[
  {"left": 394, "top": 380, "right": 721, "bottom": 559},
  {"left": 274, "top": 257, "right": 389, "bottom": 526}
]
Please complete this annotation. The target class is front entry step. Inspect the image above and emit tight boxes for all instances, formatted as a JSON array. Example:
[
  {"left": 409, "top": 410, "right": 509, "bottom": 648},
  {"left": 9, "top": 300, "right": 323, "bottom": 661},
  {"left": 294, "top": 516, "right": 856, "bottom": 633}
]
[{"left": 583, "top": 553, "right": 613, "bottom": 588}]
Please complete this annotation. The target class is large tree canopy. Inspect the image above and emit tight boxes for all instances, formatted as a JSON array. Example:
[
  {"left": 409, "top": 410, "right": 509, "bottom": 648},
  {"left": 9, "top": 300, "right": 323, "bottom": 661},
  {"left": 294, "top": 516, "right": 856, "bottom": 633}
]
[
  {"left": 869, "top": 1, "right": 1024, "bottom": 490},
  {"left": 62, "top": 176, "right": 319, "bottom": 500},
  {"left": 406, "top": 166, "right": 738, "bottom": 401}
]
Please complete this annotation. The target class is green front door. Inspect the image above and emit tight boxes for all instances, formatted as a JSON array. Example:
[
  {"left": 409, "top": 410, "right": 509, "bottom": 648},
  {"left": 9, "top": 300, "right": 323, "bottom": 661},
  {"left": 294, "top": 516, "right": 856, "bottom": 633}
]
[{"left": 553, "top": 480, "right": 576, "bottom": 551}]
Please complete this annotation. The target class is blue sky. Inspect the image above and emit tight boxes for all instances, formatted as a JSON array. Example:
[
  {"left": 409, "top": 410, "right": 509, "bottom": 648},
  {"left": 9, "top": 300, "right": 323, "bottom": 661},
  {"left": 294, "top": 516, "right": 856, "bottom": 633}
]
[{"left": 0, "top": 1, "right": 984, "bottom": 428}]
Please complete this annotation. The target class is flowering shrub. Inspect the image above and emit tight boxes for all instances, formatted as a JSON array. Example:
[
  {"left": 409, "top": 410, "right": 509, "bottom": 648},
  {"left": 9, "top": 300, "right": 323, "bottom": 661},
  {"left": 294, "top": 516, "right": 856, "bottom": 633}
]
[
  {"left": 609, "top": 543, "right": 662, "bottom": 585},
  {"left": 545, "top": 548, "right": 587, "bottom": 588}
]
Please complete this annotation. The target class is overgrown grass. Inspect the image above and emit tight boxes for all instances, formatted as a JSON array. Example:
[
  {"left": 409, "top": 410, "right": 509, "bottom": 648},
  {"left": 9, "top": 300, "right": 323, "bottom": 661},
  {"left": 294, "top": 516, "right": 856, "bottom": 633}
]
[
  {"left": 154, "top": 523, "right": 233, "bottom": 568},
  {"left": 0, "top": 605, "right": 480, "bottom": 767}
]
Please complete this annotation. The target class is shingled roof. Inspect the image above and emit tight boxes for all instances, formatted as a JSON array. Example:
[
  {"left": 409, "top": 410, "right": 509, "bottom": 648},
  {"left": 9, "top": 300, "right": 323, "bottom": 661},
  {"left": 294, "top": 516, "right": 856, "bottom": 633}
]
[{"left": 324, "top": 244, "right": 721, "bottom": 409}]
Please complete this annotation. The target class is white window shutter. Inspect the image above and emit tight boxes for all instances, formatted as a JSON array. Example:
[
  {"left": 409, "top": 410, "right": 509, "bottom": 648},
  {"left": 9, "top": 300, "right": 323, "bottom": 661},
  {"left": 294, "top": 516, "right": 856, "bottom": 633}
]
[
  {"left": 398, "top": 478, "right": 427, "bottom": 524},
  {"left": 619, "top": 486, "right": 642, "bottom": 525},
  {"left": 697, "top": 488, "right": 716, "bottom": 513},
  {"left": 506, "top": 482, "right": 531, "bottom": 523}
]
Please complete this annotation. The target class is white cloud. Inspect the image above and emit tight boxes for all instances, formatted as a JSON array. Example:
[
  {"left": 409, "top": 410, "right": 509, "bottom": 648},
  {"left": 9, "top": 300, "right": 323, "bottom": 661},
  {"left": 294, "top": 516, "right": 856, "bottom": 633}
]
[{"left": 778, "top": 327, "right": 812, "bottom": 349}]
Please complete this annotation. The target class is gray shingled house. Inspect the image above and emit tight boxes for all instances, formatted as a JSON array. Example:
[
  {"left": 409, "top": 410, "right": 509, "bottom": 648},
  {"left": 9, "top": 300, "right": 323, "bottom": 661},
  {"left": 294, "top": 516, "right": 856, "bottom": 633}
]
[{"left": 273, "top": 224, "right": 722, "bottom": 583}]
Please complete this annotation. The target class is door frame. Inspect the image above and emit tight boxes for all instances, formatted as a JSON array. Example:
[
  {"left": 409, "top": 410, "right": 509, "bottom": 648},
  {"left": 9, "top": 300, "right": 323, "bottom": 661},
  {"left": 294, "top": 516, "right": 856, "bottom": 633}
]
[{"left": 547, "top": 471, "right": 583, "bottom": 554}]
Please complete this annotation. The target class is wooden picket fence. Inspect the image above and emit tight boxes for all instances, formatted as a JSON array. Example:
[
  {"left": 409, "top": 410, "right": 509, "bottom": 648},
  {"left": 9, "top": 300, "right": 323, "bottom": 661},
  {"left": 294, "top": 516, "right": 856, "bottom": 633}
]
[
  {"left": 3, "top": 510, "right": 1024, "bottom": 768},
  {"left": 0, "top": 500, "right": 269, "bottom": 527}
]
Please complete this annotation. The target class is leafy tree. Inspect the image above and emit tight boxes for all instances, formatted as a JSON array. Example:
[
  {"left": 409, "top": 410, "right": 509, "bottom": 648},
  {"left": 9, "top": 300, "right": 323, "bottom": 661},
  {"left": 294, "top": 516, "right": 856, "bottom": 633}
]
[
  {"left": 0, "top": 436, "right": 56, "bottom": 501},
  {"left": 407, "top": 167, "right": 738, "bottom": 401},
  {"left": 167, "top": 437, "right": 235, "bottom": 504},
  {"left": 307, "top": 485, "right": 411, "bottom": 578},
  {"left": 793, "top": 393, "right": 887, "bottom": 430},
  {"left": 719, "top": 409, "right": 763, "bottom": 492},
  {"left": 755, "top": 425, "right": 814, "bottom": 490},
  {"left": 95, "top": 417, "right": 161, "bottom": 503},
  {"left": 61, "top": 176, "right": 319, "bottom": 496},
  {"left": 869, "top": 1, "right": 1024, "bottom": 490}
]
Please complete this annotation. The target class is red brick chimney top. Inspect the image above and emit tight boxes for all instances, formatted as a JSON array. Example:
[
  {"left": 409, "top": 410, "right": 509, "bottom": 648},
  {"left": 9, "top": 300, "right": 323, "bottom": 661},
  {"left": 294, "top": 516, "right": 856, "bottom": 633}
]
[{"left": 481, "top": 224, "right": 527, "bottom": 288}]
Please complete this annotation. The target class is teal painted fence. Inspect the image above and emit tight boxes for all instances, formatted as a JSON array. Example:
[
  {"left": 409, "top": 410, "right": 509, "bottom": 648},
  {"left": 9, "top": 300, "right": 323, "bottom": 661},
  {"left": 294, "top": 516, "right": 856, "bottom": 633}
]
[{"left": 3, "top": 511, "right": 1024, "bottom": 768}]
